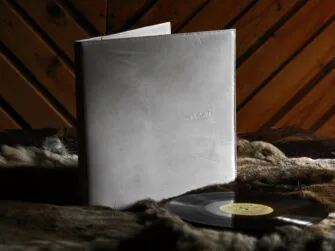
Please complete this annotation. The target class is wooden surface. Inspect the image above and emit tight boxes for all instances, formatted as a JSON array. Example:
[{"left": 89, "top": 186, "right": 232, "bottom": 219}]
[
  {"left": 130, "top": 0, "right": 208, "bottom": 32},
  {"left": 234, "top": 0, "right": 301, "bottom": 58},
  {"left": 0, "top": 0, "right": 107, "bottom": 130},
  {"left": 14, "top": 0, "right": 89, "bottom": 61},
  {"left": 0, "top": 107, "right": 20, "bottom": 131},
  {"left": 237, "top": 20, "right": 335, "bottom": 131},
  {"left": 317, "top": 111, "right": 335, "bottom": 137},
  {"left": 1, "top": 0, "right": 334, "bottom": 139},
  {"left": 236, "top": 0, "right": 334, "bottom": 105},
  {"left": 0, "top": 0, "right": 76, "bottom": 118},
  {"left": 179, "top": 0, "right": 253, "bottom": 32},
  {"left": 276, "top": 69, "right": 335, "bottom": 130},
  {"left": 107, "top": 0, "right": 154, "bottom": 32},
  {"left": 0, "top": 52, "right": 71, "bottom": 128},
  {"left": 68, "top": 0, "right": 107, "bottom": 34},
  {"left": 107, "top": 0, "right": 335, "bottom": 139}
]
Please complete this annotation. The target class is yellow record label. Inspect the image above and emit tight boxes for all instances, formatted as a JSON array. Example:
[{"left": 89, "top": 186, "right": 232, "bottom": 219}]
[{"left": 219, "top": 203, "right": 273, "bottom": 216}]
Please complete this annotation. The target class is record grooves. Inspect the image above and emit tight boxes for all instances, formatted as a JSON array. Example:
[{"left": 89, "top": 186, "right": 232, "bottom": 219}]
[{"left": 164, "top": 191, "right": 329, "bottom": 236}]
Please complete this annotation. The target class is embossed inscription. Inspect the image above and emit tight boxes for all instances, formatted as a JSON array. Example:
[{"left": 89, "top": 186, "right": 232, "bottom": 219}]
[{"left": 184, "top": 110, "right": 213, "bottom": 121}]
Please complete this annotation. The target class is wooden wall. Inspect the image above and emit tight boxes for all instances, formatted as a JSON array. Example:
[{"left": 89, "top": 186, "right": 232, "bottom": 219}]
[
  {"left": 109, "top": 0, "right": 335, "bottom": 138},
  {"left": 0, "top": 0, "right": 107, "bottom": 130},
  {"left": 1, "top": 0, "right": 334, "bottom": 139}
]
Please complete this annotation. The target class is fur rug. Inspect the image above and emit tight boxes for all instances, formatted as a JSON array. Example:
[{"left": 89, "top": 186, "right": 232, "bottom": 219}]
[
  {"left": 0, "top": 135, "right": 335, "bottom": 250},
  {"left": 0, "top": 136, "right": 78, "bottom": 167}
]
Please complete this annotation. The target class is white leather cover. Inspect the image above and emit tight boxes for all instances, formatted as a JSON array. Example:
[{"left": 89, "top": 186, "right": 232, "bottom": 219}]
[{"left": 75, "top": 23, "right": 236, "bottom": 209}]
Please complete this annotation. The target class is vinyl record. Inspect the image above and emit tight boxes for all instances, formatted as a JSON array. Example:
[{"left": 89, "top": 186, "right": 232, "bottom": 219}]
[{"left": 164, "top": 191, "right": 329, "bottom": 234}]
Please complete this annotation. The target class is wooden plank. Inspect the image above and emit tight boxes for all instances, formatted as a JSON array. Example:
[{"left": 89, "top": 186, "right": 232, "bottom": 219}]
[
  {"left": 0, "top": 0, "right": 76, "bottom": 118},
  {"left": 0, "top": 52, "right": 72, "bottom": 128},
  {"left": 237, "top": 0, "right": 335, "bottom": 106},
  {"left": 235, "top": 0, "right": 302, "bottom": 58},
  {"left": 315, "top": 112, "right": 335, "bottom": 139},
  {"left": 0, "top": 107, "right": 21, "bottom": 131},
  {"left": 179, "top": 0, "right": 253, "bottom": 32},
  {"left": 107, "top": 0, "right": 155, "bottom": 33},
  {"left": 275, "top": 69, "right": 335, "bottom": 130},
  {"left": 130, "top": 0, "right": 207, "bottom": 32},
  {"left": 69, "top": 0, "right": 107, "bottom": 34},
  {"left": 237, "top": 20, "right": 335, "bottom": 132},
  {"left": 14, "top": 0, "right": 89, "bottom": 61}
]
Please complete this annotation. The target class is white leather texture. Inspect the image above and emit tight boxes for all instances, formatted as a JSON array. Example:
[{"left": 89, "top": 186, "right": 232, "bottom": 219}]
[{"left": 76, "top": 24, "right": 236, "bottom": 209}]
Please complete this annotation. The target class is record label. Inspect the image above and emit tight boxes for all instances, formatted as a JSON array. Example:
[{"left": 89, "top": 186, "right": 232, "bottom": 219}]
[{"left": 219, "top": 203, "right": 274, "bottom": 216}]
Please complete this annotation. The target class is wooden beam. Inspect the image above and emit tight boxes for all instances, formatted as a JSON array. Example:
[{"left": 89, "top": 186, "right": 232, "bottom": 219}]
[
  {"left": 68, "top": 0, "right": 107, "bottom": 34},
  {"left": 0, "top": 52, "right": 72, "bottom": 128},
  {"left": 275, "top": 69, "right": 335, "bottom": 130},
  {"left": 236, "top": 0, "right": 334, "bottom": 106},
  {"left": 237, "top": 20, "right": 335, "bottom": 132},
  {"left": 0, "top": 0, "right": 76, "bottom": 118},
  {"left": 130, "top": 0, "right": 208, "bottom": 32},
  {"left": 14, "top": 0, "right": 89, "bottom": 61},
  {"left": 107, "top": 0, "right": 155, "bottom": 33},
  {"left": 179, "top": 0, "right": 253, "bottom": 32},
  {"left": 0, "top": 107, "right": 21, "bottom": 131}
]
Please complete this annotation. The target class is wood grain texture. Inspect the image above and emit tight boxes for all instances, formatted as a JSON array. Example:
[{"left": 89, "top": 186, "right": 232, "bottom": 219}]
[
  {"left": 237, "top": 20, "right": 335, "bottom": 132},
  {"left": 276, "top": 69, "right": 335, "bottom": 130},
  {"left": 68, "top": 0, "right": 107, "bottom": 34},
  {"left": 237, "top": 0, "right": 334, "bottom": 106},
  {"left": 316, "top": 111, "right": 335, "bottom": 139},
  {"left": 0, "top": 52, "right": 72, "bottom": 128},
  {"left": 14, "top": 0, "right": 89, "bottom": 61},
  {"left": 0, "top": 0, "right": 76, "bottom": 118},
  {"left": 235, "top": 0, "right": 302, "bottom": 58},
  {"left": 108, "top": 0, "right": 155, "bottom": 32},
  {"left": 1, "top": 0, "right": 333, "bottom": 136},
  {"left": 179, "top": 0, "right": 253, "bottom": 32},
  {"left": 130, "top": 0, "right": 208, "bottom": 32},
  {"left": 0, "top": 107, "right": 21, "bottom": 131}
]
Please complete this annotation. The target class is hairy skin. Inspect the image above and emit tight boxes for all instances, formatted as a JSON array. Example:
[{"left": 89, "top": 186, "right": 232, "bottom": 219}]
[{"left": 0, "top": 135, "right": 334, "bottom": 250}]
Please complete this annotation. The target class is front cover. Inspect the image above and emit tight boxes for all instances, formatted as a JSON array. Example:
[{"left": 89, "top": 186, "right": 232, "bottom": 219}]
[{"left": 76, "top": 27, "right": 236, "bottom": 209}]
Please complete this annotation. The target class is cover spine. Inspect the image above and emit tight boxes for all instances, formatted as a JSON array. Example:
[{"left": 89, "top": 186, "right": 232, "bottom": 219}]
[
  {"left": 232, "top": 30, "right": 237, "bottom": 179},
  {"left": 74, "top": 42, "right": 89, "bottom": 205}
]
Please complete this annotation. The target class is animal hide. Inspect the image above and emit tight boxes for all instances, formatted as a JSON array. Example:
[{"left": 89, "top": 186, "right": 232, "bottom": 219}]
[{"left": 0, "top": 132, "right": 334, "bottom": 250}]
